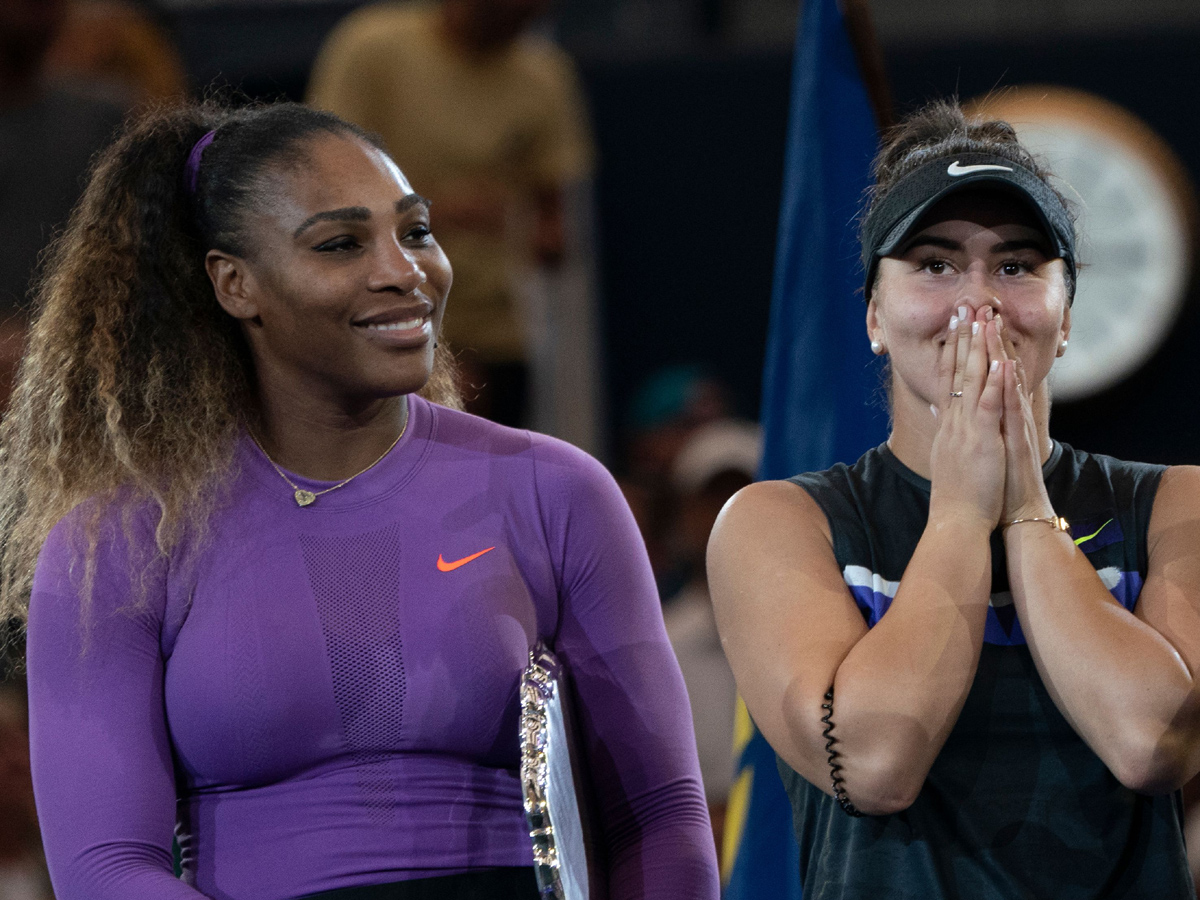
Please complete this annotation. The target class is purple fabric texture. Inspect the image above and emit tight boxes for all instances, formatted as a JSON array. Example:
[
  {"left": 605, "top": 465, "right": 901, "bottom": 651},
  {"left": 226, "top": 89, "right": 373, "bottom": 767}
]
[{"left": 27, "top": 397, "right": 718, "bottom": 900}]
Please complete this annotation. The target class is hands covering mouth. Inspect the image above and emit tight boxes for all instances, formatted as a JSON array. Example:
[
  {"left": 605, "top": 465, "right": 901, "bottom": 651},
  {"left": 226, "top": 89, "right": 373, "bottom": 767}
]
[{"left": 928, "top": 303, "right": 1054, "bottom": 531}]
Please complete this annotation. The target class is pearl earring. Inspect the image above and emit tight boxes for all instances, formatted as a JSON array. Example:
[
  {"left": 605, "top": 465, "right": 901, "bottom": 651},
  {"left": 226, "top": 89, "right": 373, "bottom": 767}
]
[
  {"left": 870, "top": 340, "right": 884, "bottom": 355},
  {"left": 1058, "top": 339, "right": 1068, "bottom": 355}
]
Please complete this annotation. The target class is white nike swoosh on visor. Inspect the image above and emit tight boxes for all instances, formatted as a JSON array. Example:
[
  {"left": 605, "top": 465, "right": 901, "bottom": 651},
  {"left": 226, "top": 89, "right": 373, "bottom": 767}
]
[{"left": 947, "top": 160, "right": 1015, "bottom": 176}]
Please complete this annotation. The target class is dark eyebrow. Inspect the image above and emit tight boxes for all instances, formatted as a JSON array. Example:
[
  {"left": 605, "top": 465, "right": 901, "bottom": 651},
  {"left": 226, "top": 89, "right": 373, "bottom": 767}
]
[
  {"left": 993, "top": 238, "right": 1050, "bottom": 254},
  {"left": 293, "top": 195, "right": 431, "bottom": 239},
  {"left": 898, "top": 235, "right": 962, "bottom": 255},
  {"left": 898, "top": 235, "right": 1051, "bottom": 257},
  {"left": 396, "top": 194, "right": 430, "bottom": 214},
  {"left": 293, "top": 206, "right": 371, "bottom": 239}
]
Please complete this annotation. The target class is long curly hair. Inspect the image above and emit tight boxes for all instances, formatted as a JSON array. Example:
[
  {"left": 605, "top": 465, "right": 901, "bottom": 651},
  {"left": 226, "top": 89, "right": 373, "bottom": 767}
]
[{"left": 0, "top": 100, "right": 462, "bottom": 626}]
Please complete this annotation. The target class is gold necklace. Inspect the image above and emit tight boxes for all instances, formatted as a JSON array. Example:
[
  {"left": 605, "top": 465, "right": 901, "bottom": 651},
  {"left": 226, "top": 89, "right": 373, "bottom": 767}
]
[{"left": 252, "top": 408, "right": 408, "bottom": 508}]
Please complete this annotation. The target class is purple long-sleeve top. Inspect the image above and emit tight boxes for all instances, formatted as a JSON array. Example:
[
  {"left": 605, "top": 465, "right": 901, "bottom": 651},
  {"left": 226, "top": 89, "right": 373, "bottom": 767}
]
[{"left": 26, "top": 396, "right": 719, "bottom": 900}]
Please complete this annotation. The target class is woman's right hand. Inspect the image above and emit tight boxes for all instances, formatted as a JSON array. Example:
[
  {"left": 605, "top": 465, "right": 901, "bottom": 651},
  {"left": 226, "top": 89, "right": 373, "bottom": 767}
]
[{"left": 928, "top": 305, "right": 1006, "bottom": 530}]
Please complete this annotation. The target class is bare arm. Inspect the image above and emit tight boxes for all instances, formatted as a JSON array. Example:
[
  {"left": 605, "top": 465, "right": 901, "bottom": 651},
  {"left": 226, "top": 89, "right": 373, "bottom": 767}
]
[
  {"left": 710, "top": 481, "right": 994, "bottom": 816},
  {"left": 990, "top": 310, "right": 1200, "bottom": 794},
  {"left": 1004, "top": 463, "right": 1200, "bottom": 793},
  {"left": 710, "top": 308, "right": 1007, "bottom": 815}
]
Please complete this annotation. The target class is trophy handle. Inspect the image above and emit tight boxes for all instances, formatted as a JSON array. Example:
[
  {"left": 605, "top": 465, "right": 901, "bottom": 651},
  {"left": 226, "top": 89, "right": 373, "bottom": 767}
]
[{"left": 520, "top": 641, "right": 596, "bottom": 900}]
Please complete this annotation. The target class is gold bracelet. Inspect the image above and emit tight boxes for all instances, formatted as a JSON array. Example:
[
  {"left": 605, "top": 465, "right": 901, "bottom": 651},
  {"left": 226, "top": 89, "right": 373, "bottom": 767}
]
[{"left": 1003, "top": 515, "right": 1070, "bottom": 532}]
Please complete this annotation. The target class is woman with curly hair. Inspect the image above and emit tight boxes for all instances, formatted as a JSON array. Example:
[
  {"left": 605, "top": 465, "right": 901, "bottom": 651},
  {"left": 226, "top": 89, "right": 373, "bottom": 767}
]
[
  {"left": 1, "top": 101, "right": 719, "bottom": 900},
  {"left": 710, "top": 100, "right": 1200, "bottom": 897}
]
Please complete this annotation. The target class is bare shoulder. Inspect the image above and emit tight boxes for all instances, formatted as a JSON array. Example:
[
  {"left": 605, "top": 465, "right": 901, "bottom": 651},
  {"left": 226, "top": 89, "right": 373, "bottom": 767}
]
[
  {"left": 1149, "top": 465, "right": 1200, "bottom": 549},
  {"left": 1139, "top": 466, "right": 1200, "bottom": 635},
  {"left": 709, "top": 478, "right": 831, "bottom": 556},
  {"left": 707, "top": 479, "right": 838, "bottom": 612},
  {"left": 1153, "top": 464, "right": 1200, "bottom": 507},
  {"left": 707, "top": 479, "right": 867, "bottom": 771},
  {"left": 708, "top": 477, "right": 854, "bottom": 631}
]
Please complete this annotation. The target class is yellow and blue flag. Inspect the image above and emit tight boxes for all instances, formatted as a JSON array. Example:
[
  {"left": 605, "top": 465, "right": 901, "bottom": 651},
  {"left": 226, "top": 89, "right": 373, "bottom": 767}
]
[{"left": 723, "top": 0, "right": 887, "bottom": 895}]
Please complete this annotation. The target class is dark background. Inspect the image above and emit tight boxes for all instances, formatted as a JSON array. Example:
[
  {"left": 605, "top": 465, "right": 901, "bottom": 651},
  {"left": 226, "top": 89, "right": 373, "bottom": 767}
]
[{"left": 163, "top": 2, "right": 1200, "bottom": 465}]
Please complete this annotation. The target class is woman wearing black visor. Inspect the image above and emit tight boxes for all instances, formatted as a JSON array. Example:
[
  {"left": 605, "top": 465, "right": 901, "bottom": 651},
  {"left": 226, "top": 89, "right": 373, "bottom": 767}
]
[{"left": 710, "top": 100, "right": 1200, "bottom": 898}]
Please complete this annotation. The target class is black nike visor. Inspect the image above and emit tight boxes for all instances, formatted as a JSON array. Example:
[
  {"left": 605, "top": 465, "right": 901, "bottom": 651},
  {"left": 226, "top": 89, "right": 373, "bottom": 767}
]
[{"left": 860, "top": 151, "right": 1077, "bottom": 302}]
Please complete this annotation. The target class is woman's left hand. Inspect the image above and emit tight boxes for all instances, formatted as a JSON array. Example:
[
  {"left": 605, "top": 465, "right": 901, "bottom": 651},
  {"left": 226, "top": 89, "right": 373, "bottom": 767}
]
[{"left": 991, "top": 316, "right": 1054, "bottom": 522}]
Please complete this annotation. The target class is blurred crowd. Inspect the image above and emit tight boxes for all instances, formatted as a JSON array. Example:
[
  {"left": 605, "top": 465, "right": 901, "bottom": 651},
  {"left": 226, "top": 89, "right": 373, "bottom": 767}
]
[
  {"left": 615, "top": 364, "right": 760, "bottom": 851},
  {"left": 2, "top": 1, "right": 1200, "bottom": 897},
  {"left": 0, "top": 0, "right": 183, "bottom": 404}
]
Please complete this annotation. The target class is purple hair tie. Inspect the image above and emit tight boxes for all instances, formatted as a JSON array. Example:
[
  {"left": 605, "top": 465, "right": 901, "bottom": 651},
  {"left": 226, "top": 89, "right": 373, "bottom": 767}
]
[{"left": 184, "top": 129, "right": 216, "bottom": 195}]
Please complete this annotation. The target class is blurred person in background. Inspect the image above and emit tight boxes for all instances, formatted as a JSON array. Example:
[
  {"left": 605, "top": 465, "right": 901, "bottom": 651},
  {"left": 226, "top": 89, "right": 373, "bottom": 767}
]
[
  {"left": 0, "top": 679, "right": 51, "bottom": 900},
  {"left": 620, "top": 365, "right": 732, "bottom": 600},
  {"left": 43, "top": 0, "right": 188, "bottom": 108},
  {"left": 624, "top": 366, "right": 732, "bottom": 485},
  {"left": 0, "top": 0, "right": 124, "bottom": 403},
  {"left": 662, "top": 419, "right": 760, "bottom": 854},
  {"left": 308, "top": 0, "right": 595, "bottom": 428}
]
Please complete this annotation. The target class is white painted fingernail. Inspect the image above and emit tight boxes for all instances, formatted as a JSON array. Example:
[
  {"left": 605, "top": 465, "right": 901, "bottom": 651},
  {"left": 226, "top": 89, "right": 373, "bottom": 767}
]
[
  {"left": 972, "top": 322, "right": 980, "bottom": 335},
  {"left": 950, "top": 315, "right": 959, "bottom": 330},
  {"left": 930, "top": 404, "right": 938, "bottom": 418},
  {"left": 958, "top": 305, "right": 968, "bottom": 320},
  {"left": 990, "top": 359, "right": 999, "bottom": 373}
]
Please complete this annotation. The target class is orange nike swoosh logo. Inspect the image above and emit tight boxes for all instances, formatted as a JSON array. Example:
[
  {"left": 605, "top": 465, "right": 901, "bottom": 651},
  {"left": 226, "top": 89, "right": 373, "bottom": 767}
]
[{"left": 436, "top": 547, "right": 495, "bottom": 572}]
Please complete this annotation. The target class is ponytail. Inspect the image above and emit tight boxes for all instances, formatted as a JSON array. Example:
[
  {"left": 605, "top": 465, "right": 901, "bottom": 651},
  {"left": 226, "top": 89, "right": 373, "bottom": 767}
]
[{"left": 0, "top": 99, "right": 460, "bottom": 626}]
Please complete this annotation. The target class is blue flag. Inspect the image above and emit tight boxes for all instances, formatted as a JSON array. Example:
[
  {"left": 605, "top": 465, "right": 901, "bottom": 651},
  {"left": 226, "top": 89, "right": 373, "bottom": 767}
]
[{"left": 722, "top": 0, "right": 886, "bottom": 896}]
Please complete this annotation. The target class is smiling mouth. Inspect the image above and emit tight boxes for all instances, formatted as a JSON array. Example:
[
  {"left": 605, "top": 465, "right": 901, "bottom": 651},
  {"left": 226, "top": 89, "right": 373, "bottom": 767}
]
[{"left": 364, "top": 316, "right": 428, "bottom": 332}]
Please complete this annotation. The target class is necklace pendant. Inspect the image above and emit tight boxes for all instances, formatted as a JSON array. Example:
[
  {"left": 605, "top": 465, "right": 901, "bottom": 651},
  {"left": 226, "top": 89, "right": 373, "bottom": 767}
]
[{"left": 294, "top": 489, "right": 317, "bottom": 507}]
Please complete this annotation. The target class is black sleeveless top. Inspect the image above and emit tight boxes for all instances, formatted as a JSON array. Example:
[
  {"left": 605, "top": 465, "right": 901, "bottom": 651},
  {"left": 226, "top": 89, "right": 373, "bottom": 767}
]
[{"left": 778, "top": 442, "right": 1193, "bottom": 899}]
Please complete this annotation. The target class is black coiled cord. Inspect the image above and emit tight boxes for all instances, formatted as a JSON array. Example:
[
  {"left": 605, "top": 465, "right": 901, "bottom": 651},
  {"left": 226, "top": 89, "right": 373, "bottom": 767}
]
[{"left": 821, "top": 686, "right": 862, "bottom": 817}]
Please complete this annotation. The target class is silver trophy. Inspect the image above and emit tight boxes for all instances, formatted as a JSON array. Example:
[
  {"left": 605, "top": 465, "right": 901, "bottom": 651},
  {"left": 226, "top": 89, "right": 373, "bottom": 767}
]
[{"left": 520, "top": 642, "right": 594, "bottom": 900}]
